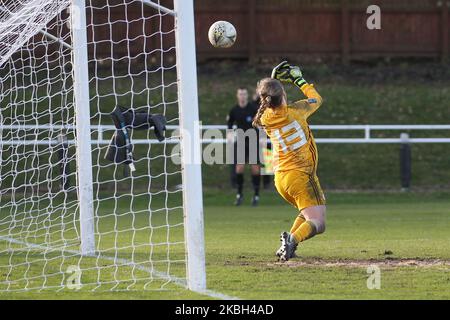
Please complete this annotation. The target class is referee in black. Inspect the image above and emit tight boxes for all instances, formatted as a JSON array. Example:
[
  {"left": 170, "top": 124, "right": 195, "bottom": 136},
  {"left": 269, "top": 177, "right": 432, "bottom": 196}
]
[{"left": 227, "top": 87, "right": 261, "bottom": 206}]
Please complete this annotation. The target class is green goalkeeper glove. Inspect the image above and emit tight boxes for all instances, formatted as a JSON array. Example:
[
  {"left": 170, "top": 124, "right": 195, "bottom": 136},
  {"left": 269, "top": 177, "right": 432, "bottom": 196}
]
[
  {"left": 271, "top": 61, "right": 307, "bottom": 89},
  {"left": 271, "top": 61, "right": 290, "bottom": 81}
]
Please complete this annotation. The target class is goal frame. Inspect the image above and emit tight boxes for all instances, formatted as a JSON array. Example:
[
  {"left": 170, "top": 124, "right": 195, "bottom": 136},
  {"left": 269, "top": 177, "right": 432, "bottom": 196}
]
[
  {"left": 72, "top": 0, "right": 95, "bottom": 257},
  {"left": 4, "top": 0, "right": 207, "bottom": 292},
  {"left": 172, "top": 0, "right": 207, "bottom": 292}
]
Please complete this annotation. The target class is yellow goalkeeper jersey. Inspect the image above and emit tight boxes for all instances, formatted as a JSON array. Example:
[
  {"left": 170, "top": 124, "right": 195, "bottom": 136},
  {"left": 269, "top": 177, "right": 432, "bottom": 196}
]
[{"left": 260, "top": 84, "right": 323, "bottom": 173}]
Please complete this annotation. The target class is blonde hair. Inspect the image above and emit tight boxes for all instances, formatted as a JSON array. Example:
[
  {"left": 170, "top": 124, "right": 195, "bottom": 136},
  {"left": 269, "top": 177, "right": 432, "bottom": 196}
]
[{"left": 252, "top": 78, "right": 284, "bottom": 128}]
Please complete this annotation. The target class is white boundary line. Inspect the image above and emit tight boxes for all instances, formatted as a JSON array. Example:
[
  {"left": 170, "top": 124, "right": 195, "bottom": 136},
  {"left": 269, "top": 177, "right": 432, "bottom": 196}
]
[{"left": 0, "top": 235, "right": 239, "bottom": 300}]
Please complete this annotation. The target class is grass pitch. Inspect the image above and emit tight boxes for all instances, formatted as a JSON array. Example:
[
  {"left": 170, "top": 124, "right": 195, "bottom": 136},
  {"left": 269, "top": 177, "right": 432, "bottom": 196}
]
[{"left": 1, "top": 190, "right": 450, "bottom": 300}]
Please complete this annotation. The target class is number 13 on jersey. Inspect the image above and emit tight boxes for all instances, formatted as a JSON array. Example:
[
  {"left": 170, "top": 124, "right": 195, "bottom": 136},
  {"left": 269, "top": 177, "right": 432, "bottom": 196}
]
[{"left": 272, "top": 121, "right": 308, "bottom": 153}]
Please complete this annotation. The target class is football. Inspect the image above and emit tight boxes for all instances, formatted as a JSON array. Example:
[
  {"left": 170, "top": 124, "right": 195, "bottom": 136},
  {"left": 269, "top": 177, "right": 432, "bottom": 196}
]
[{"left": 208, "top": 20, "right": 237, "bottom": 48}]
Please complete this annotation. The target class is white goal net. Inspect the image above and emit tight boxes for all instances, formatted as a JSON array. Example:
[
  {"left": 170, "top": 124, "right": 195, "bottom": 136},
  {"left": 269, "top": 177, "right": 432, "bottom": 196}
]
[{"left": 0, "top": 0, "right": 205, "bottom": 292}]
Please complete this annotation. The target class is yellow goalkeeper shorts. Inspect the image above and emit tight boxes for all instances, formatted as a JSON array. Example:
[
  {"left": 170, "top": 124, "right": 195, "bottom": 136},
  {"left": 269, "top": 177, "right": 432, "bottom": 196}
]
[{"left": 274, "top": 169, "right": 326, "bottom": 211}]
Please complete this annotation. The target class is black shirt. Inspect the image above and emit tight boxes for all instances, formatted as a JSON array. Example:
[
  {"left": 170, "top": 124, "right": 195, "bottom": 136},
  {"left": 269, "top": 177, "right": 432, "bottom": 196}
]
[{"left": 227, "top": 102, "right": 259, "bottom": 130}]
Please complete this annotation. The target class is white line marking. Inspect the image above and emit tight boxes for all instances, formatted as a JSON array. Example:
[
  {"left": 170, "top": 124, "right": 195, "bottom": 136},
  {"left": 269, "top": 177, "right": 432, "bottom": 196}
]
[{"left": 0, "top": 235, "right": 239, "bottom": 300}]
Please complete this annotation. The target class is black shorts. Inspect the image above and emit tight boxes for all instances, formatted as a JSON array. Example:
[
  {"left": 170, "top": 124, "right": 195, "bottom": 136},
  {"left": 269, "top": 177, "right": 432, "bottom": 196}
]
[{"left": 233, "top": 138, "right": 262, "bottom": 165}]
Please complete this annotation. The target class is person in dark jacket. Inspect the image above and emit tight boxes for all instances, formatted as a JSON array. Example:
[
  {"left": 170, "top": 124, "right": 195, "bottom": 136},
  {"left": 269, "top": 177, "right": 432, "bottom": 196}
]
[{"left": 227, "top": 87, "right": 261, "bottom": 206}]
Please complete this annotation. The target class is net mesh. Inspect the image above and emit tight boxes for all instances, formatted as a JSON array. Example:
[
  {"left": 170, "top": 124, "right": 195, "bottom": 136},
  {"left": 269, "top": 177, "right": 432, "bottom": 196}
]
[{"left": 0, "top": 0, "right": 186, "bottom": 291}]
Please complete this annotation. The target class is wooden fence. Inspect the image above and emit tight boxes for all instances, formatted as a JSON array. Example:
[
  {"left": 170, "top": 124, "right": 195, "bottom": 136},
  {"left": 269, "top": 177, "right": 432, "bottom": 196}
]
[
  {"left": 194, "top": 0, "right": 450, "bottom": 63},
  {"left": 12, "top": 0, "right": 450, "bottom": 65}
]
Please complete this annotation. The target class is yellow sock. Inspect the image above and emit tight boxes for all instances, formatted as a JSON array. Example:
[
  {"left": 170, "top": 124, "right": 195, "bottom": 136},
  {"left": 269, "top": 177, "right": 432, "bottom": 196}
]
[
  {"left": 292, "top": 221, "right": 317, "bottom": 243},
  {"left": 290, "top": 214, "right": 306, "bottom": 234}
]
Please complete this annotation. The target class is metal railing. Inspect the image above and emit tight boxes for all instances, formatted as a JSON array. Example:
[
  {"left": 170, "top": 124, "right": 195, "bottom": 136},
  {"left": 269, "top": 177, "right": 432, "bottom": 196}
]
[{"left": 0, "top": 124, "right": 450, "bottom": 145}]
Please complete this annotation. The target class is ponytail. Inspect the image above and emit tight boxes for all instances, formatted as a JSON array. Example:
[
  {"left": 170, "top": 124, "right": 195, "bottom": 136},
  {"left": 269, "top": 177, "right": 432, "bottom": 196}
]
[
  {"left": 252, "top": 96, "right": 270, "bottom": 128},
  {"left": 252, "top": 78, "right": 285, "bottom": 128}
]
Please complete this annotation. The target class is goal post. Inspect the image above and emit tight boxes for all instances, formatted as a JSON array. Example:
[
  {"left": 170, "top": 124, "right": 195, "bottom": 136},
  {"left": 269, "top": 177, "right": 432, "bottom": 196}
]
[
  {"left": 173, "top": 0, "right": 206, "bottom": 292},
  {"left": 71, "top": 0, "right": 95, "bottom": 256},
  {"left": 0, "top": 0, "right": 206, "bottom": 292}
]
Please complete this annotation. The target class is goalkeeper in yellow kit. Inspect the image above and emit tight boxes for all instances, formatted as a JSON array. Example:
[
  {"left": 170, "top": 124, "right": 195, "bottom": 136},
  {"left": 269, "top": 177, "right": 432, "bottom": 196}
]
[{"left": 252, "top": 61, "right": 326, "bottom": 262}]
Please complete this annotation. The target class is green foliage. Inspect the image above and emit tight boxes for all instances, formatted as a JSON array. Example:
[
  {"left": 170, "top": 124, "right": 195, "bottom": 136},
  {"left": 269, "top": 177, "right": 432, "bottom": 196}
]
[
  {"left": 2, "top": 62, "right": 448, "bottom": 190},
  {"left": 197, "top": 63, "right": 450, "bottom": 190}
]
